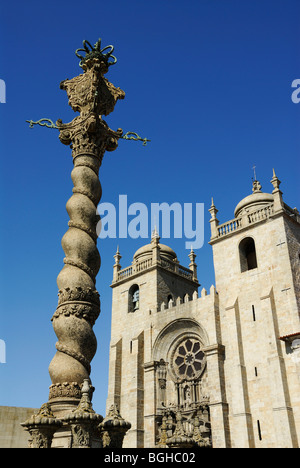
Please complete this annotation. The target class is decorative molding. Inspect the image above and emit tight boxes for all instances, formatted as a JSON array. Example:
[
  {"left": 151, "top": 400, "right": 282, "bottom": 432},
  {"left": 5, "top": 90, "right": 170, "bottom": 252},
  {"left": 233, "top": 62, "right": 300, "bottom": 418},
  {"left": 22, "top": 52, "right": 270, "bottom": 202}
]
[{"left": 48, "top": 382, "right": 82, "bottom": 400}]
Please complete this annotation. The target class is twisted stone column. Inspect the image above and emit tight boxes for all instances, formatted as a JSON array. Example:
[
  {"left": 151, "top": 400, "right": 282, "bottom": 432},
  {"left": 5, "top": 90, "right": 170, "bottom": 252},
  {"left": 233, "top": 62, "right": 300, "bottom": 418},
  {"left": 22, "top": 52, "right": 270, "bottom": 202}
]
[
  {"left": 48, "top": 41, "right": 125, "bottom": 415},
  {"left": 48, "top": 152, "right": 102, "bottom": 403}
]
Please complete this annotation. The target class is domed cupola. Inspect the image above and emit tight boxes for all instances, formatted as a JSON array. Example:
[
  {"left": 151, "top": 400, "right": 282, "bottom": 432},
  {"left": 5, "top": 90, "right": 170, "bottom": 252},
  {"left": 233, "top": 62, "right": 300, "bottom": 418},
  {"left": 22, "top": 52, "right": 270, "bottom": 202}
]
[
  {"left": 234, "top": 179, "right": 274, "bottom": 218},
  {"left": 133, "top": 243, "right": 177, "bottom": 263}
]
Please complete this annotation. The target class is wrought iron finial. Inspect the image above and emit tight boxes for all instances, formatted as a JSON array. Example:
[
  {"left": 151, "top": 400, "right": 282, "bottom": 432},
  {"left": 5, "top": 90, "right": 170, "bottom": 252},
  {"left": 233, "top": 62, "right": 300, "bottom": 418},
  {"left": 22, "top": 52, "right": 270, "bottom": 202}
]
[
  {"left": 75, "top": 38, "right": 117, "bottom": 69},
  {"left": 120, "top": 131, "right": 151, "bottom": 146},
  {"left": 26, "top": 118, "right": 58, "bottom": 129},
  {"left": 26, "top": 120, "right": 150, "bottom": 146}
]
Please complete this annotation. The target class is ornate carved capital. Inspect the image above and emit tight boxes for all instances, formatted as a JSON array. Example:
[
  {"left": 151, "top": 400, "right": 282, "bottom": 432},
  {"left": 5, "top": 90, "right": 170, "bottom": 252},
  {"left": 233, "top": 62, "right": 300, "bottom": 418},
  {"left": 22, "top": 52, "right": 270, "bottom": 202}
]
[{"left": 57, "top": 55, "right": 125, "bottom": 161}]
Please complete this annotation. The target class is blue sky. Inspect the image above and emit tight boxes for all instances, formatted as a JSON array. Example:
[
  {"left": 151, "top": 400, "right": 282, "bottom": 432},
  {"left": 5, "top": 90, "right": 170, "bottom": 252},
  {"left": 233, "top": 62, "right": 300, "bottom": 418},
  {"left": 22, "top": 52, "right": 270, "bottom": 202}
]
[{"left": 0, "top": 0, "right": 299, "bottom": 417}]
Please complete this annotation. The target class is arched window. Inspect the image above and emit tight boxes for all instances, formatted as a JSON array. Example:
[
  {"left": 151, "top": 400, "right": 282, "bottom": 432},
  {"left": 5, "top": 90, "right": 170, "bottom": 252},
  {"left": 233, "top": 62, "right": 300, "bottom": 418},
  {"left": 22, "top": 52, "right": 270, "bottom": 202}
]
[
  {"left": 129, "top": 284, "right": 140, "bottom": 312},
  {"left": 239, "top": 237, "right": 257, "bottom": 272}
]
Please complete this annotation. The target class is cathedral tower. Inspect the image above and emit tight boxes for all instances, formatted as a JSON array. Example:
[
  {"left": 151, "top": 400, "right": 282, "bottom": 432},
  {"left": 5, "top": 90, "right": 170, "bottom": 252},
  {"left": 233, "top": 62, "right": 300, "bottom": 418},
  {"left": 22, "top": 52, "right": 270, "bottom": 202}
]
[
  {"left": 107, "top": 170, "right": 300, "bottom": 448},
  {"left": 209, "top": 171, "right": 300, "bottom": 448}
]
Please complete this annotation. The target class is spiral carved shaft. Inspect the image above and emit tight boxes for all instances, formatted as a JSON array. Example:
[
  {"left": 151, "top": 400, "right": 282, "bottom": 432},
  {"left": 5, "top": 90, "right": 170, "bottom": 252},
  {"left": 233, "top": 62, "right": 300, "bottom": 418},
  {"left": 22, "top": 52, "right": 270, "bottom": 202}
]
[
  {"left": 48, "top": 156, "right": 101, "bottom": 398},
  {"left": 48, "top": 56, "right": 125, "bottom": 404}
]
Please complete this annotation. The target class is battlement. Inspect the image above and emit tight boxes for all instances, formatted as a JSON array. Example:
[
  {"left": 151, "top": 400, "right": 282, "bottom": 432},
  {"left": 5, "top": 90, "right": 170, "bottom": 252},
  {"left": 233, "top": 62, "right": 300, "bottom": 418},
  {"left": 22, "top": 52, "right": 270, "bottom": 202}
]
[{"left": 155, "top": 285, "right": 217, "bottom": 314}]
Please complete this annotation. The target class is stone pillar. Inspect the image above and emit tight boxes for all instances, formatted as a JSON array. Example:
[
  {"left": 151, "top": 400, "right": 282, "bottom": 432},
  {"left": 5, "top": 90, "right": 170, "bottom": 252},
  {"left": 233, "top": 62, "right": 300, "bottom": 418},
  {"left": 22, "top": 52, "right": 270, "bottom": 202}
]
[
  {"left": 208, "top": 198, "right": 219, "bottom": 240},
  {"left": 204, "top": 343, "right": 230, "bottom": 448},
  {"left": 188, "top": 248, "right": 197, "bottom": 281},
  {"left": 260, "top": 288, "right": 298, "bottom": 448},
  {"left": 48, "top": 40, "right": 125, "bottom": 421},
  {"left": 113, "top": 247, "right": 122, "bottom": 282},
  {"left": 223, "top": 299, "right": 254, "bottom": 448},
  {"left": 24, "top": 39, "right": 126, "bottom": 448},
  {"left": 270, "top": 169, "right": 284, "bottom": 213},
  {"left": 151, "top": 227, "right": 161, "bottom": 265},
  {"left": 143, "top": 361, "right": 158, "bottom": 448},
  {"left": 123, "top": 332, "right": 144, "bottom": 448},
  {"left": 106, "top": 339, "right": 123, "bottom": 412}
]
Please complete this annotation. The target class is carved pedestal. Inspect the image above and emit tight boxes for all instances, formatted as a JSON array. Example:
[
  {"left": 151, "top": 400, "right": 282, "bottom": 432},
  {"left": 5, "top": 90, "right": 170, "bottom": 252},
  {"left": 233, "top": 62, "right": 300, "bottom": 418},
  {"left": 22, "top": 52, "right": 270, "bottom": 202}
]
[
  {"left": 99, "top": 404, "right": 131, "bottom": 448},
  {"left": 21, "top": 403, "right": 62, "bottom": 448},
  {"left": 63, "top": 380, "right": 103, "bottom": 448}
]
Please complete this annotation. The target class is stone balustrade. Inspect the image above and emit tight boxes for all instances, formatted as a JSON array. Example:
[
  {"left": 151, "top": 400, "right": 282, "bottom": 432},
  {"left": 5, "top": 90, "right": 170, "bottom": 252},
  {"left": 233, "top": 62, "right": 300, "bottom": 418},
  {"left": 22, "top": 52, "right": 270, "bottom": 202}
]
[
  {"left": 216, "top": 203, "right": 275, "bottom": 239},
  {"left": 116, "top": 255, "right": 194, "bottom": 283}
]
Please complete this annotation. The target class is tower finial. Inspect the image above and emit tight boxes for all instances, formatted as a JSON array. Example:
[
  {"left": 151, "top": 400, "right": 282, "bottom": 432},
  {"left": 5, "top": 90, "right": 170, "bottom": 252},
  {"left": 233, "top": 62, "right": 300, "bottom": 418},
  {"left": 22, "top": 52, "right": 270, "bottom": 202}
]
[
  {"left": 188, "top": 247, "right": 197, "bottom": 281},
  {"left": 114, "top": 245, "right": 122, "bottom": 265},
  {"left": 271, "top": 167, "right": 281, "bottom": 191},
  {"left": 209, "top": 197, "right": 218, "bottom": 219},
  {"left": 151, "top": 224, "right": 159, "bottom": 239},
  {"left": 75, "top": 38, "right": 117, "bottom": 70}
]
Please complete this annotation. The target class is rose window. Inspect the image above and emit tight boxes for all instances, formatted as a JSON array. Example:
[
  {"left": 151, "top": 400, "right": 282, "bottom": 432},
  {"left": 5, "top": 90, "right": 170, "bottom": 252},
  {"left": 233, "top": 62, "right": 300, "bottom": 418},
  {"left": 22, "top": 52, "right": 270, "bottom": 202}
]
[{"left": 173, "top": 338, "right": 205, "bottom": 380}]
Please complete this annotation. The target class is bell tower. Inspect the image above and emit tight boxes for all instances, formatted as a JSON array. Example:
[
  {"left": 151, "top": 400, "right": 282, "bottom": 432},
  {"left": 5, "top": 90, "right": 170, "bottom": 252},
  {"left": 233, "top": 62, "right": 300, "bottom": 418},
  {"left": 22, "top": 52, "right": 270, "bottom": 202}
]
[{"left": 209, "top": 171, "right": 300, "bottom": 448}]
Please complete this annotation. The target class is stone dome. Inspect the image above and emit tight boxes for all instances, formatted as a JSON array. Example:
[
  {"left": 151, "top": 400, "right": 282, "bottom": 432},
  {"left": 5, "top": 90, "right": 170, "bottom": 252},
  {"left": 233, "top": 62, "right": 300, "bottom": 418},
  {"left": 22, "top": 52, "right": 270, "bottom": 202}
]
[
  {"left": 234, "top": 180, "right": 274, "bottom": 218},
  {"left": 133, "top": 243, "right": 177, "bottom": 262}
]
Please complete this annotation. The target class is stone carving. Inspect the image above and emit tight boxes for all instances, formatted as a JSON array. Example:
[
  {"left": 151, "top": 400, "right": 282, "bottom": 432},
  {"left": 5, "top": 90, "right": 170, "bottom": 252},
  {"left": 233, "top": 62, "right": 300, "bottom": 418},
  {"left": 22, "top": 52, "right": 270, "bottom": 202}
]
[
  {"left": 21, "top": 403, "right": 62, "bottom": 448},
  {"left": 157, "top": 415, "right": 168, "bottom": 447},
  {"left": 48, "top": 40, "right": 125, "bottom": 406},
  {"left": 157, "top": 402, "right": 212, "bottom": 449},
  {"left": 192, "top": 413, "right": 211, "bottom": 448},
  {"left": 166, "top": 410, "right": 196, "bottom": 448},
  {"left": 56, "top": 54, "right": 125, "bottom": 161},
  {"left": 63, "top": 380, "right": 103, "bottom": 448},
  {"left": 48, "top": 381, "right": 82, "bottom": 400},
  {"left": 99, "top": 404, "right": 131, "bottom": 448}
]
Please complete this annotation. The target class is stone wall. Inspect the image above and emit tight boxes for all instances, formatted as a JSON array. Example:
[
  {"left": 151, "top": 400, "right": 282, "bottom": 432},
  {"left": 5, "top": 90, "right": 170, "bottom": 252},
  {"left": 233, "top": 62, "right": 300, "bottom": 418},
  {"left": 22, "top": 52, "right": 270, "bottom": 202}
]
[{"left": 0, "top": 406, "right": 37, "bottom": 448}]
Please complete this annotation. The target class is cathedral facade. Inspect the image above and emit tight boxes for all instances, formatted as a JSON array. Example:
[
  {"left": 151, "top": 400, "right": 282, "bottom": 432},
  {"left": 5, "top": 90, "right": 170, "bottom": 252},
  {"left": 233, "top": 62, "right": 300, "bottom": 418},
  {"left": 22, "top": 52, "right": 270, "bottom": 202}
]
[{"left": 106, "top": 171, "right": 300, "bottom": 448}]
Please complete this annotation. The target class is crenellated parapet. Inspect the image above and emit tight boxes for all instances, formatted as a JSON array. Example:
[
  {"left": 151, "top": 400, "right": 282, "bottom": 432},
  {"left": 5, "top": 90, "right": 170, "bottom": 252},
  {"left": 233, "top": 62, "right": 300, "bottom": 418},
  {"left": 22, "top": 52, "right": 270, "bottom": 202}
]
[{"left": 158, "top": 285, "right": 217, "bottom": 314}]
